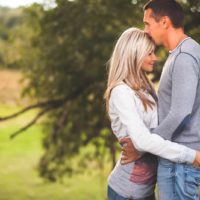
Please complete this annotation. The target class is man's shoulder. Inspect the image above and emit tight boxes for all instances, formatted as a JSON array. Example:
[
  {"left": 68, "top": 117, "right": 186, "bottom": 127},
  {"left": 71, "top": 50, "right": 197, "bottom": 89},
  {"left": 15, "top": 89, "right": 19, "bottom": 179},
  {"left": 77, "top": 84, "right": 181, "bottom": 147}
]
[
  {"left": 180, "top": 38, "right": 200, "bottom": 59},
  {"left": 171, "top": 39, "right": 200, "bottom": 77}
]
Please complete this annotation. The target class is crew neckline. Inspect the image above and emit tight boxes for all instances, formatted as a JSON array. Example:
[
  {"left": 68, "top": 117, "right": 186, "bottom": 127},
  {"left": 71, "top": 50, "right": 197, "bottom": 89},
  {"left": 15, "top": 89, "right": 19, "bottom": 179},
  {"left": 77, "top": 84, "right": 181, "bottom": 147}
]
[{"left": 169, "top": 37, "right": 191, "bottom": 54}]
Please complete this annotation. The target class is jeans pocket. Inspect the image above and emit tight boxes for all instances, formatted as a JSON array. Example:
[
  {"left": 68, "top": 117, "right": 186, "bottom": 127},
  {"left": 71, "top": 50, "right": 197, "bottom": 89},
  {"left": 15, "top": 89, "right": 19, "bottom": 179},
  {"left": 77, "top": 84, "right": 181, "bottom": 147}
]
[
  {"left": 158, "top": 158, "right": 173, "bottom": 167},
  {"left": 184, "top": 166, "right": 200, "bottom": 196},
  {"left": 186, "top": 165, "right": 200, "bottom": 184},
  {"left": 157, "top": 159, "right": 174, "bottom": 179}
]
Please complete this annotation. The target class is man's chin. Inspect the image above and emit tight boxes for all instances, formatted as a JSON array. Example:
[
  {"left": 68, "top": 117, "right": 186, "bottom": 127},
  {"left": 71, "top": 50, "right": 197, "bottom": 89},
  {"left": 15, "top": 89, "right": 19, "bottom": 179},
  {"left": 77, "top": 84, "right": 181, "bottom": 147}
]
[
  {"left": 154, "top": 40, "right": 162, "bottom": 46},
  {"left": 148, "top": 36, "right": 160, "bottom": 45}
]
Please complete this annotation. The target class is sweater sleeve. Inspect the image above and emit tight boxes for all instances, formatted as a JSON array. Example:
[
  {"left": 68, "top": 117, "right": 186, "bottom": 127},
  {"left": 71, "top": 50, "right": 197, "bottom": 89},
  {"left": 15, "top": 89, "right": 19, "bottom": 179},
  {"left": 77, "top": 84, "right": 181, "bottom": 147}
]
[
  {"left": 110, "top": 84, "right": 196, "bottom": 164},
  {"left": 110, "top": 85, "right": 196, "bottom": 163},
  {"left": 153, "top": 53, "right": 199, "bottom": 140}
]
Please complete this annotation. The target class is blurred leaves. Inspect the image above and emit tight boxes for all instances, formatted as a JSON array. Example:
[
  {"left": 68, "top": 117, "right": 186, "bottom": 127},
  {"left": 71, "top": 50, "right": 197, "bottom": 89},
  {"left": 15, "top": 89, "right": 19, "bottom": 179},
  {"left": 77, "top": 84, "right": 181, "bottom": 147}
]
[
  {"left": 0, "top": 0, "right": 199, "bottom": 181},
  {"left": 20, "top": 0, "right": 142, "bottom": 181}
]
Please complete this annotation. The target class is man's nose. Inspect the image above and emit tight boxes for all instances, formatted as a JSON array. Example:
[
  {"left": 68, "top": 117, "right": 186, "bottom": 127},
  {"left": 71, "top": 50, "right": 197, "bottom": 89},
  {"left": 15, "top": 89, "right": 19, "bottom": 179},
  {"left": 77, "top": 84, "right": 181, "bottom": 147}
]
[
  {"left": 144, "top": 26, "right": 149, "bottom": 34},
  {"left": 144, "top": 27, "right": 149, "bottom": 34}
]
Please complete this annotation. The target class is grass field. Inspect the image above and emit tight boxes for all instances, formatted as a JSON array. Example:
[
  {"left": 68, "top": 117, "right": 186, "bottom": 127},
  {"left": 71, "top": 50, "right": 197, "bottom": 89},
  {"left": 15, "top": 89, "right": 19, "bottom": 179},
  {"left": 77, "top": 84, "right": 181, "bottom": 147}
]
[
  {"left": 0, "top": 70, "right": 108, "bottom": 200},
  {"left": 0, "top": 104, "right": 108, "bottom": 200}
]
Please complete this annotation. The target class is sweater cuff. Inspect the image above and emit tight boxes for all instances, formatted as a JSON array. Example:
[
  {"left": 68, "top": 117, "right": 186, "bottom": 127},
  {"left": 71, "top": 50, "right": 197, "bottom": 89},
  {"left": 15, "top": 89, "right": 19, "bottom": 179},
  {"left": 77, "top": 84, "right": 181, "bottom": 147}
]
[{"left": 181, "top": 147, "right": 196, "bottom": 164}]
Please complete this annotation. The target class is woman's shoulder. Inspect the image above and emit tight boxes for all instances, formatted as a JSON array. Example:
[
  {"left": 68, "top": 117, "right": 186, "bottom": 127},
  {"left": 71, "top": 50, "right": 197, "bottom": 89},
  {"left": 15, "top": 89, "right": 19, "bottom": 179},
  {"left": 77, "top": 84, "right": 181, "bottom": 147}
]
[{"left": 111, "top": 82, "right": 134, "bottom": 97}]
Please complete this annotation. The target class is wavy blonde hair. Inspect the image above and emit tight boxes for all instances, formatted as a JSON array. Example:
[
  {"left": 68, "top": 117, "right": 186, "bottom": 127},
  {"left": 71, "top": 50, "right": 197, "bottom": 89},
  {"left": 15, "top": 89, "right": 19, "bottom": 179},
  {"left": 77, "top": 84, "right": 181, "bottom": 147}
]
[{"left": 104, "top": 27, "right": 156, "bottom": 112}]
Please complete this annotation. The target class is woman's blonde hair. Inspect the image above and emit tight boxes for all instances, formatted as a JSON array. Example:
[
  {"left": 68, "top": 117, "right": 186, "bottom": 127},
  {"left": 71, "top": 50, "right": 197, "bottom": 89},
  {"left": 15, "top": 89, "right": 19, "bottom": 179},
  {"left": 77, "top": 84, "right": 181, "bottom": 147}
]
[{"left": 104, "top": 27, "right": 156, "bottom": 112}]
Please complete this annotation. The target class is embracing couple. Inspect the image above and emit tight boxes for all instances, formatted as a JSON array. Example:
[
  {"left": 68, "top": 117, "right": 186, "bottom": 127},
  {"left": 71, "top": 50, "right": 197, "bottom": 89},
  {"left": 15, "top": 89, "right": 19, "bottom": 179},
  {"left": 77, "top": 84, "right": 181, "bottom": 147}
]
[{"left": 104, "top": 0, "right": 200, "bottom": 199}]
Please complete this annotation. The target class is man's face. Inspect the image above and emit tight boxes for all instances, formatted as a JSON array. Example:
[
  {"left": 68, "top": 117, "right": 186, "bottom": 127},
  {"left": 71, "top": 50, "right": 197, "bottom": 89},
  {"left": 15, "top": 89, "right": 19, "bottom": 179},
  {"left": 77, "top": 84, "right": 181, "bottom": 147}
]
[{"left": 143, "top": 8, "right": 164, "bottom": 45}]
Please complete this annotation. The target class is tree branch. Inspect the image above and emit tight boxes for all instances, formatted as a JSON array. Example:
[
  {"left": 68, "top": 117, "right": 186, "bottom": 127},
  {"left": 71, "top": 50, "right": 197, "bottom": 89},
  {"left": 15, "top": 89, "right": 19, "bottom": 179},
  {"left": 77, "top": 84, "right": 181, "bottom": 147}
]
[
  {"left": 1, "top": 81, "right": 93, "bottom": 139},
  {"left": 0, "top": 81, "right": 91, "bottom": 122},
  {"left": 10, "top": 107, "right": 52, "bottom": 139},
  {"left": 0, "top": 98, "right": 64, "bottom": 122}
]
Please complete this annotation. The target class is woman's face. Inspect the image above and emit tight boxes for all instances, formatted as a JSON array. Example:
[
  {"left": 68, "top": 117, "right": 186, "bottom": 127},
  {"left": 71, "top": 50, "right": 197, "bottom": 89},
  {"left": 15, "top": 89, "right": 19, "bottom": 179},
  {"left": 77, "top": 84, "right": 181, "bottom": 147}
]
[{"left": 141, "top": 51, "right": 157, "bottom": 72}]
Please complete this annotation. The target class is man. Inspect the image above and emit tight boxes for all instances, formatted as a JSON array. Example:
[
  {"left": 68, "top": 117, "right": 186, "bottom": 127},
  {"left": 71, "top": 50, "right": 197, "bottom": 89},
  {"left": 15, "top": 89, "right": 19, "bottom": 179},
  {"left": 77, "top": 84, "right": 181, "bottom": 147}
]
[{"left": 121, "top": 0, "right": 200, "bottom": 199}]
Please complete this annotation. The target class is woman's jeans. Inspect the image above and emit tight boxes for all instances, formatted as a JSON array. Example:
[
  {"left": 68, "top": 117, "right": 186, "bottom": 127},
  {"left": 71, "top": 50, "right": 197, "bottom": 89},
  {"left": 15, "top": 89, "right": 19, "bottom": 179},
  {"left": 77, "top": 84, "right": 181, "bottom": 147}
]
[
  {"left": 157, "top": 158, "right": 200, "bottom": 200},
  {"left": 107, "top": 186, "right": 155, "bottom": 200}
]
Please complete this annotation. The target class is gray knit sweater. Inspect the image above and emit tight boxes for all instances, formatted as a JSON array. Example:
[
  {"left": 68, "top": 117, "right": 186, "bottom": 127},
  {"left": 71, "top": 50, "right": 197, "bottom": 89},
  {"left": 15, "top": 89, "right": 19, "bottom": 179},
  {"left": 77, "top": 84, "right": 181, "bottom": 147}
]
[{"left": 154, "top": 37, "right": 200, "bottom": 150}]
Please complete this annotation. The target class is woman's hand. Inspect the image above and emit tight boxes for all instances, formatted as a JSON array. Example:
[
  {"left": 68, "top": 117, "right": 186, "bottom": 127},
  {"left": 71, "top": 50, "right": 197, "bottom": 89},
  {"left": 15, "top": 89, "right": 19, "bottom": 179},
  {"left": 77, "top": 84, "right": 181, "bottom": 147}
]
[{"left": 119, "top": 137, "right": 141, "bottom": 164}]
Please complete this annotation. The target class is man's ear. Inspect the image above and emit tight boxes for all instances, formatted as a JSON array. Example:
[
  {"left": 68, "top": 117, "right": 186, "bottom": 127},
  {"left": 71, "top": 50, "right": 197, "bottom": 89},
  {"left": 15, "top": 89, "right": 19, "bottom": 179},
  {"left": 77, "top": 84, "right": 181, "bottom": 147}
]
[{"left": 160, "top": 16, "right": 171, "bottom": 29}]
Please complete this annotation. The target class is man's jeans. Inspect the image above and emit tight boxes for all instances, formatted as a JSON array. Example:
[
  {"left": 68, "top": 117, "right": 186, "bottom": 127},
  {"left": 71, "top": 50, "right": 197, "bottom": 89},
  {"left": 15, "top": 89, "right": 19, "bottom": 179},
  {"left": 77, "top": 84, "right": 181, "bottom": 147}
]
[{"left": 157, "top": 158, "right": 200, "bottom": 200}]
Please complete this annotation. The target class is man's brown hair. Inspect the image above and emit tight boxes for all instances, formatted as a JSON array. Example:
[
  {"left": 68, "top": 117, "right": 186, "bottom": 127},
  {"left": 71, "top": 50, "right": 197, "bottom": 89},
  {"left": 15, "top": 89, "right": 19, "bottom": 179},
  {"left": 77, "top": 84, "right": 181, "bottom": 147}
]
[{"left": 144, "top": 0, "right": 184, "bottom": 28}]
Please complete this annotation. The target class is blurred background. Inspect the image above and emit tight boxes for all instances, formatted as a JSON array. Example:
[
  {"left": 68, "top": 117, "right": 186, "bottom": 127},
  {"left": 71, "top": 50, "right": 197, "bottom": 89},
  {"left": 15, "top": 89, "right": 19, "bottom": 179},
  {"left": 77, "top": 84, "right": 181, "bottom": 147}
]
[{"left": 0, "top": 0, "right": 199, "bottom": 199}]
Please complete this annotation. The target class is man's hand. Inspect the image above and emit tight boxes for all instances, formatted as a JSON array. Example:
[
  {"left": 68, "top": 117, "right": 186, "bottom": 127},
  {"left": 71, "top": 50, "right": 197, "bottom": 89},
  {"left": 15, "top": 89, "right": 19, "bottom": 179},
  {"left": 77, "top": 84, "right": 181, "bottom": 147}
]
[
  {"left": 192, "top": 151, "right": 200, "bottom": 167},
  {"left": 119, "top": 137, "right": 141, "bottom": 165}
]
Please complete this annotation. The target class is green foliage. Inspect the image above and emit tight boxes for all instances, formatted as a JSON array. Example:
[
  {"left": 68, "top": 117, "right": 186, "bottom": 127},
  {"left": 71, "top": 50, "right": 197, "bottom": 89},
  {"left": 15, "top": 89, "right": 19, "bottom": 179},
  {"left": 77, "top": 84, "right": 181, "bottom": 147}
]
[
  {"left": 0, "top": 105, "right": 107, "bottom": 200},
  {"left": 183, "top": 0, "right": 200, "bottom": 43},
  {"left": 20, "top": 0, "right": 145, "bottom": 181},
  {"left": 21, "top": 0, "right": 200, "bottom": 181},
  {"left": 1, "top": 0, "right": 199, "bottom": 181},
  {"left": 0, "top": 7, "right": 25, "bottom": 68}
]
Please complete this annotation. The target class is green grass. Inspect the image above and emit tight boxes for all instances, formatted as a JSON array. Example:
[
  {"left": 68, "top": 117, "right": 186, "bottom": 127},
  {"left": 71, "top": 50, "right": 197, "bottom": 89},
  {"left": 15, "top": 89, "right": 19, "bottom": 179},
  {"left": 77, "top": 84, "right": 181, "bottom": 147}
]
[{"left": 0, "top": 105, "right": 108, "bottom": 200}]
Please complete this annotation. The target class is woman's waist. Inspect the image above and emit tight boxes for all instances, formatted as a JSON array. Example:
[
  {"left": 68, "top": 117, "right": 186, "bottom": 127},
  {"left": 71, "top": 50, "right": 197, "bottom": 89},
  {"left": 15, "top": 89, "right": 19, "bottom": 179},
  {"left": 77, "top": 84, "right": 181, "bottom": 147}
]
[
  {"left": 108, "top": 158, "right": 157, "bottom": 199},
  {"left": 110, "top": 154, "right": 158, "bottom": 180}
]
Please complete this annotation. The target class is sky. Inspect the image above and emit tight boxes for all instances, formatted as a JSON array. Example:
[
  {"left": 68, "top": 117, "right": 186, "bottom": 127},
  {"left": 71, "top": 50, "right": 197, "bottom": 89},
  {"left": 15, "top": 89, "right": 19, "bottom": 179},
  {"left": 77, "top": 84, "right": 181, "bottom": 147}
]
[{"left": 0, "top": 0, "right": 45, "bottom": 8}]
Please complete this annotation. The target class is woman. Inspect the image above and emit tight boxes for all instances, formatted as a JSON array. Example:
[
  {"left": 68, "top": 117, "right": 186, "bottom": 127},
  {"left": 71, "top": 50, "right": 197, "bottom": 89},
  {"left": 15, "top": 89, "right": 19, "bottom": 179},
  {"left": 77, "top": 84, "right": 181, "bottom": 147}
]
[{"left": 104, "top": 27, "right": 200, "bottom": 200}]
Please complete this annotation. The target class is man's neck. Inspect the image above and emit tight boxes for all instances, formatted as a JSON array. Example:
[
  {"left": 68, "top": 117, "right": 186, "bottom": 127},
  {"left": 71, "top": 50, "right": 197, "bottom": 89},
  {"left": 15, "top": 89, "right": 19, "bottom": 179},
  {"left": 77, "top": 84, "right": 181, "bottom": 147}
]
[{"left": 163, "top": 28, "right": 188, "bottom": 51}]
